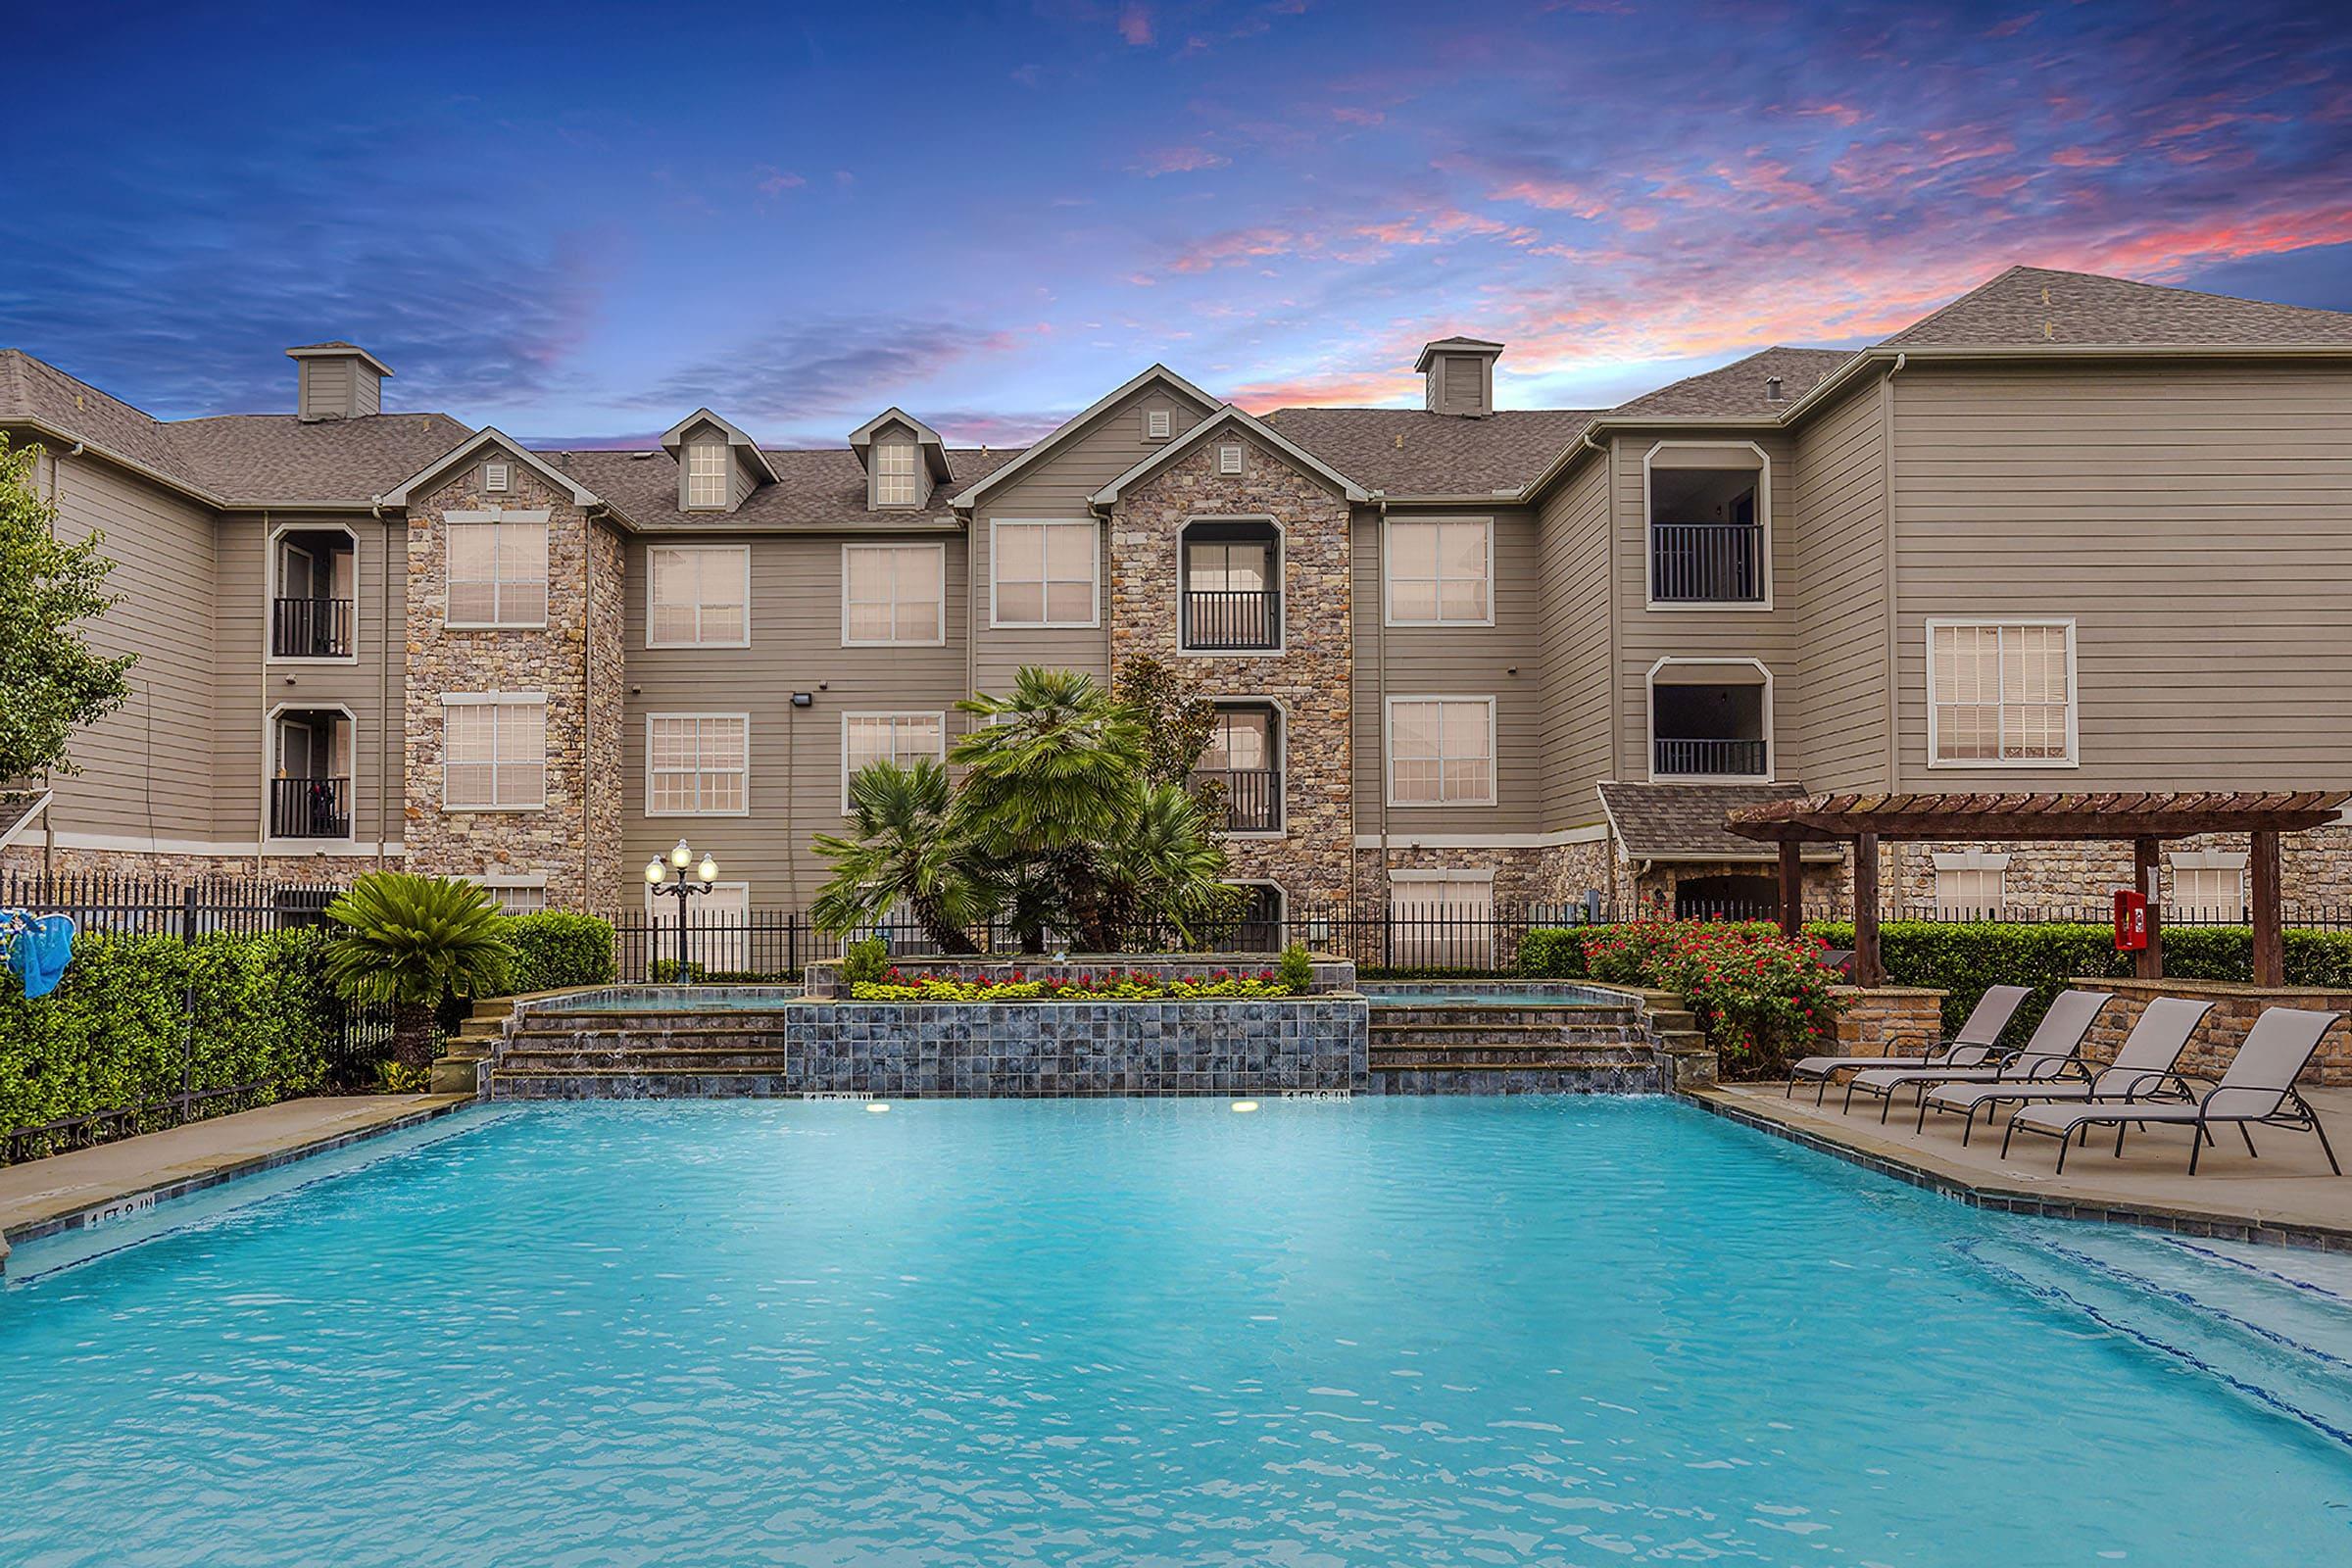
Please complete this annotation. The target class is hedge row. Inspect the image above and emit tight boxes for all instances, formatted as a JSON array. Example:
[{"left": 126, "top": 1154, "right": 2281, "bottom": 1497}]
[
  {"left": 0, "top": 928, "right": 337, "bottom": 1137},
  {"left": 501, "top": 911, "right": 616, "bottom": 995}
]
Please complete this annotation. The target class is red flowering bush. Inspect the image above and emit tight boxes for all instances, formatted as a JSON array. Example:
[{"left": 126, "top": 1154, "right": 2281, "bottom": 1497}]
[{"left": 1578, "top": 920, "right": 1843, "bottom": 1080}]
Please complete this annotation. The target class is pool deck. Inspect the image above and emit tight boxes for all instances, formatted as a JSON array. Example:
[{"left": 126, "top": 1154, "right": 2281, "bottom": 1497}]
[
  {"left": 1690, "top": 1082, "right": 2352, "bottom": 1250},
  {"left": 0, "top": 1094, "right": 472, "bottom": 1270}
]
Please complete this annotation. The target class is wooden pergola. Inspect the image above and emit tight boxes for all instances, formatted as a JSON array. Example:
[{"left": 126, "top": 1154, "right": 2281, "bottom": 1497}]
[{"left": 1724, "top": 791, "right": 2350, "bottom": 988}]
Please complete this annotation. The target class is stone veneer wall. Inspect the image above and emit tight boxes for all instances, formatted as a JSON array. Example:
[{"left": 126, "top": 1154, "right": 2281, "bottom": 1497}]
[
  {"left": 2078, "top": 979, "right": 2352, "bottom": 1088},
  {"left": 1887, "top": 828, "right": 2352, "bottom": 913},
  {"left": 1827, "top": 986, "right": 1949, "bottom": 1057},
  {"left": 1108, "top": 430, "right": 1353, "bottom": 905},
  {"left": 1352, "top": 840, "right": 1612, "bottom": 908},
  {"left": 401, "top": 456, "right": 627, "bottom": 912},
  {"left": 0, "top": 843, "right": 395, "bottom": 885}
]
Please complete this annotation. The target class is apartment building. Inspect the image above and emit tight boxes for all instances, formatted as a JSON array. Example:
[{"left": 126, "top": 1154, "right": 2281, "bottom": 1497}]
[{"left": 6, "top": 266, "right": 2352, "bottom": 928}]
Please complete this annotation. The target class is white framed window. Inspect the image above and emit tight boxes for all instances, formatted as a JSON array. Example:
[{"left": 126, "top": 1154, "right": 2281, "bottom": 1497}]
[
  {"left": 1218, "top": 443, "right": 1244, "bottom": 475},
  {"left": 1386, "top": 517, "right": 1493, "bottom": 625},
  {"left": 445, "top": 514, "right": 549, "bottom": 628},
  {"left": 646, "top": 713, "right": 750, "bottom": 815},
  {"left": 1386, "top": 696, "right": 1496, "bottom": 807},
  {"left": 1388, "top": 869, "right": 1496, "bottom": 966},
  {"left": 991, "top": 519, "right": 1098, "bottom": 627},
  {"left": 645, "top": 881, "right": 752, "bottom": 972},
  {"left": 842, "top": 711, "right": 947, "bottom": 810},
  {"left": 479, "top": 876, "right": 547, "bottom": 914},
  {"left": 1643, "top": 441, "right": 1772, "bottom": 610},
  {"left": 843, "top": 543, "right": 946, "bottom": 646},
  {"left": 1932, "top": 853, "right": 2009, "bottom": 918},
  {"left": 648, "top": 546, "right": 750, "bottom": 648},
  {"left": 441, "top": 694, "right": 547, "bottom": 810},
  {"left": 875, "top": 441, "right": 919, "bottom": 507},
  {"left": 1927, "top": 619, "right": 2077, "bottom": 766},
  {"left": 686, "top": 441, "right": 728, "bottom": 509},
  {"left": 2171, "top": 852, "right": 2248, "bottom": 917}
]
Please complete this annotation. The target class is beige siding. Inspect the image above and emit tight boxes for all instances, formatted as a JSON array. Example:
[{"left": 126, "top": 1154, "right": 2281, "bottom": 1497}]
[
  {"left": 621, "top": 531, "right": 970, "bottom": 906},
  {"left": 1352, "top": 505, "right": 1548, "bottom": 834},
  {"left": 1537, "top": 452, "right": 1614, "bottom": 822},
  {"left": 35, "top": 451, "right": 220, "bottom": 844},
  {"left": 1612, "top": 430, "right": 1800, "bottom": 783},
  {"left": 1789, "top": 378, "right": 1890, "bottom": 790},
  {"left": 970, "top": 382, "right": 1214, "bottom": 694},
  {"left": 1891, "top": 362, "right": 2352, "bottom": 789}
]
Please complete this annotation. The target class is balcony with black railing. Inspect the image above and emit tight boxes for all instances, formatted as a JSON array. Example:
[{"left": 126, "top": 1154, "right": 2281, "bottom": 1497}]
[
  {"left": 1648, "top": 521, "right": 1763, "bottom": 604},
  {"left": 1182, "top": 588, "right": 1282, "bottom": 652},
  {"left": 270, "top": 776, "right": 352, "bottom": 839},
  {"left": 1652, "top": 736, "right": 1768, "bottom": 778},
  {"left": 1193, "top": 766, "right": 1283, "bottom": 833},
  {"left": 271, "top": 597, "right": 355, "bottom": 659}
]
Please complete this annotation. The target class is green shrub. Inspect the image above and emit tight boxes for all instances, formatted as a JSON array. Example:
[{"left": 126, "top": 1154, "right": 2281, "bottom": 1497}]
[
  {"left": 851, "top": 963, "right": 1295, "bottom": 1002},
  {"left": 839, "top": 939, "right": 890, "bottom": 987},
  {"left": 1278, "top": 943, "right": 1315, "bottom": 992},
  {"left": 0, "top": 929, "right": 335, "bottom": 1144},
  {"left": 500, "top": 911, "right": 616, "bottom": 994},
  {"left": 1516, "top": 926, "right": 1591, "bottom": 978}
]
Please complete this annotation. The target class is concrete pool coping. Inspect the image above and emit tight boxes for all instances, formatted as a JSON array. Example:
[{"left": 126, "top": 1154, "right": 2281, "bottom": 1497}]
[
  {"left": 1686, "top": 1082, "right": 2352, "bottom": 1252},
  {"left": 0, "top": 1094, "right": 473, "bottom": 1273}
]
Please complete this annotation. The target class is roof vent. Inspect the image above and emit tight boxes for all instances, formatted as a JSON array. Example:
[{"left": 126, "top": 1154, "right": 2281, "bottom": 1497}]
[
  {"left": 1414, "top": 336, "right": 1503, "bottom": 417},
  {"left": 285, "top": 342, "right": 391, "bottom": 422},
  {"left": 1764, "top": 375, "right": 1786, "bottom": 403}
]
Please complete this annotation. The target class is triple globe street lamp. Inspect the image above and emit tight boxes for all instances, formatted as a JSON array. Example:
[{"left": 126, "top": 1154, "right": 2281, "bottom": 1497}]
[{"left": 645, "top": 838, "right": 720, "bottom": 981}]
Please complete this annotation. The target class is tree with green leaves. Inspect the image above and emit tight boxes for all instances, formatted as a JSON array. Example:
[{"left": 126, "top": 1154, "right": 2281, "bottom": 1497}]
[
  {"left": 1096, "top": 781, "right": 1244, "bottom": 947},
  {"left": 0, "top": 436, "right": 134, "bottom": 785},
  {"left": 809, "top": 757, "right": 986, "bottom": 954},
  {"left": 322, "top": 873, "right": 518, "bottom": 1070}
]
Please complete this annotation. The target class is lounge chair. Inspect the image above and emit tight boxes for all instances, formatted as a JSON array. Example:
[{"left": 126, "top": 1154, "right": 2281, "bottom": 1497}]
[
  {"left": 1840, "top": 989, "right": 2112, "bottom": 1124},
  {"left": 2002, "top": 1005, "right": 2344, "bottom": 1175},
  {"left": 1916, "top": 996, "right": 2215, "bottom": 1144},
  {"left": 1786, "top": 984, "right": 2030, "bottom": 1104}
]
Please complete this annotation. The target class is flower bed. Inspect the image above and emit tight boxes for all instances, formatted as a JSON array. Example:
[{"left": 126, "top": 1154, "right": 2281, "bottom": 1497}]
[
  {"left": 1551, "top": 920, "right": 1844, "bottom": 1081},
  {"left": 851, "top": 965, "right": 1295, "bottom": 1002}
]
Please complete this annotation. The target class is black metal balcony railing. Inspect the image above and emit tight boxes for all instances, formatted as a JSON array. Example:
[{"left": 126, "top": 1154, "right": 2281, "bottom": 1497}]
[
  {"left": 271, "top": 776, "right": 352, "bottom": 840},
  {"left": 1193, "top": 767, "right": 1283, "bottom": 833},
  {"left": 1183, "top": 588, "right": 1282, "bottom": 651},
  {"left": 272, "top": 597, "right": 354, "bottom": 659},
  {"left": 1653, "top": 737, "right": 1768, "bottom": 778},
  {"left": 1649, "top": 521, "right": 1763, "bottom": 603}
]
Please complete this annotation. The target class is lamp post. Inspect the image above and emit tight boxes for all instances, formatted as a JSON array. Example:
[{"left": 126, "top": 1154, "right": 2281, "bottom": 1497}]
[{"left": 644, "top": 838, "right": 720, "bottom": 981}]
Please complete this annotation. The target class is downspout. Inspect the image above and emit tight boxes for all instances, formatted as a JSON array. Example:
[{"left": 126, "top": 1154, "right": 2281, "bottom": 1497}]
[
  {"left": 256, "top": 509, "right": 271, "bottom": 880},
  {"left": 582, "top": 506, "right": 598, "bottom": 911},
  {"left": 1877, "top": 354, "right": 1906, "bottom": 911},
  {"left": 1373, "top": 491, "right": 1390, "bottom": 905},
  {"left": 374, "top": 498, "right": 392, "bottom": 872}
]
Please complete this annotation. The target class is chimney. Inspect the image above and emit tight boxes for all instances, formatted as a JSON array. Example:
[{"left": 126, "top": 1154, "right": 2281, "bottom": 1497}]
[
  {"left": 286, "top": 342, "right": 391, "bottom": 421},
  {"left": 1764, "top": 375, "right": 1785, "bottom": 404},
  {"left": 1414, "top": 336, "right": 1503, "bottom": 417}
]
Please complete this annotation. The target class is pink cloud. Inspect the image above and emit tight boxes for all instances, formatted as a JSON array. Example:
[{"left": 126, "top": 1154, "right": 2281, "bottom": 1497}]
[
  {"left": 1117, "top": 3, "right": 1154, "bottom": 46},
  {"left": 753, "top": 166, "right": 805, "bottom": 196},
  {"left": 1133, "top": 145, "right": 1231, "bottom": 176},
  {"left": 1333, "top": 105, "right": 1385, "bottom": 126}
]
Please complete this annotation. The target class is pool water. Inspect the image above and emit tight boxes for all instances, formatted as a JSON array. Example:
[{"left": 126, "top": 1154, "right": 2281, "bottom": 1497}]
[
  {"left": 1363, "top": 983, "right": 1618, "bottom": 1006},
  {"left": 4, "top": 1099, "right": 2349, "bottom": 1565}
]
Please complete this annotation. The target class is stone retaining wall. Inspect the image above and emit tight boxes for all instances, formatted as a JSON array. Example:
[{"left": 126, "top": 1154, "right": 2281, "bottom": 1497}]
[
  {"left": 801, "top": 955, "right": 1357, "bottom": 997},
  {"left": 2076, "top": 978, "right": 2352, "bottom": 1087},
  {"left": 1829, "top": 986, "right": 1951, "bottom": 1058}
]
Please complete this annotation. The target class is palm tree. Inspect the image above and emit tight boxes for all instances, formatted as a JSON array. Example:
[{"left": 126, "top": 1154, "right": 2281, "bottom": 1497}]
[
  {"left": 323, "top": 872, "right": 518, "bottom": 1071},
  {"left": 952, "top": 667, "right": 1149, "bottom": 950},
  {"left": 810, "top": 757, "right": 985, "bottom": 954},
  {"left": 1098, "top": 781, "right": 1243, "bottom": 949}
]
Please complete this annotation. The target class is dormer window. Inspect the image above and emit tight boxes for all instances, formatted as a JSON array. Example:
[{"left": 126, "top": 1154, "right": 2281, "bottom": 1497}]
[
  {"left": 686, "top": 441, "right": 727, "bottom": 509},
  {"left": 875, "top": 441, "right": 918, "bottom": 508}
]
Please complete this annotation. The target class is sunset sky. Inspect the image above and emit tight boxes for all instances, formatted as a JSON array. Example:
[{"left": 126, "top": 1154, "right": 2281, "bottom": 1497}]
[{"left": 6, "top": 0, "right": 2349, "bottom": 447}]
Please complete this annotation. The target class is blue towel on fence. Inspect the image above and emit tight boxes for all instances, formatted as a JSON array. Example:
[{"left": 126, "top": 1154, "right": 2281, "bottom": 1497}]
[{"left": 7, "top": 913, "right": 75, "bottom": 999}]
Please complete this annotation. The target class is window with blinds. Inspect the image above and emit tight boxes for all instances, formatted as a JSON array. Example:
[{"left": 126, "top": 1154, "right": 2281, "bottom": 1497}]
[
  {"left": 646, "top": 714, "right": 749, "bottom": 815},
  {"left": 648, "top": 546, "right": 750, "bottom": 647},
  {"left": 843, "top": 544, "right": 945, "bottom": 644},
  {"left": 445, "top": 519, "right": 549, "bottom": 627},
  {"left": 1387, "top": 698, "right": 1495, "bottom": 807},
  {"left": 875, "top": 442, "right": 919, "bottom": 507},
  {"left": 1387, "top": 518, "right": 1493, "bottom": 624},
  {"left": 842, "top": 712, "right": 947, "bottom": 810},
  {"left": 442, "top": 696, "right": 547, "bottom": 809},
  {"left": 686, "top": 442, "right": 729, "bottom": 509},
  {"left": 1929, "top": 621, "right": 2075, "bottom": 764}
]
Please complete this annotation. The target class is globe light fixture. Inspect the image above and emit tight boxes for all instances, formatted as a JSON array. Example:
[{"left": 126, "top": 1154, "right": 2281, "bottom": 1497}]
[
  {"left": 647, "top": 840, "right": 722, "bottom": 982},
  {"left": 697, "top": 853, "right": 719, "bottom": 884},
  {"left": 670, "top": 838, "right": 693, "bottom": 870},
  {"left": 643, "top": 858, "right": 665, "bottom": 886}
]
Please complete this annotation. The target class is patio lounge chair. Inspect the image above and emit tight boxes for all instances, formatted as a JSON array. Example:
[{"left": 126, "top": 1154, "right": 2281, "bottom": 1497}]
[
  {"left": 1915, "top": 996, "right": 2215, "bottom": 1144},
  {"left": 1839, "top": 989, "right": 2112, "bottom": 1124},
  {"left": 2001, "top": 1005, "right": 2344, "bottom": 1175},
  {"left": 1786, "top": 984, "right": 2030, "bottom": 1104}
]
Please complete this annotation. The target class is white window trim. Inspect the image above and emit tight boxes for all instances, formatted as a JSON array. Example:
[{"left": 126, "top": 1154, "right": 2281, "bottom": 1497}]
[
  {"left": 1217, "top": 442, "right": 1245, "bottom": 475},
  {"left": 1382, "top": 514, "right": 1496, "bottom": 629},
  {"left": 1643, "top": 656, "right": 1775, "bottom": 784},
  {"left": 646, "top": 544, "right": 753, "bottom": 650},
  {"left": 1176, "top": 515, "right": 1286, "bottom": 657},
  {"left": 1222, "top": 878, "right": 1287, "bottom": 943},
  {"left": 643, "top": 712, "right": 753, "bottom": 818},
  {"left": 684, "top": 439, "right": 730, "bottom": 511},
  {"left": 478, "top": 872, "right": 549, "bottom": 913},
  {"left": 1930, "top": 851, "right": 2010, "bottom": 918},
  {"left": 484, "top": 461, "right": 511, "bottom": 494},
  {"left": 266, "top": 521, "right": 362, "bottom": 665},
  {"left": 840, "top": 541, "right": 949, "bottom": 648},
  {"left": 873, "top": 439, "right": 921, "bottom": 509},
  {"left": 261, "top": 700, "right": 360, "bottom": 848},
  {"left": 439, "top": 690, "right": 548, "bottom": 813},
  {"left": 1641, "top": 441, "right": 1774, "bottom": 612},
  {"left": 442, "top": 509, "right": 552, "bottom": 630},
  {"left": 1384, "top": 694, "right": 1499, "bottom": 809},
  {"left": 988, "top": 517, "right": 1101, "bottom": 630},
  {"left": 1925, "top": 616, "right": 2081, "bottom": 769},
  {"left": 1201, "top": 695, "right": 1289, "bottom": 839},
  {"left": 840, "top": 710, "right": 949, "bottom": 813}
]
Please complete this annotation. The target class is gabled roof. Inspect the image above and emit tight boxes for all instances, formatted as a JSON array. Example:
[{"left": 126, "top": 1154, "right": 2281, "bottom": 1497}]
[
  {"left": 1597, "top": 781, "right": 1837, "bottom": 862},
  {"left": 285, "top": 342, "right": 394, "bottom": 377},
  {"left": 1089, "top": 403, "right": 1368, "bottom": 507},
  {"left": 0, "top": 348, "right": 207, "bottom": 493},
  {"left": 378, "top": 426, "right": 605, "bottom": 510},
  {"left": 1607, "top": 347, "right": 1857, "bottom": 419},
  {"left": 1414, "top": 335, "right": 1504, "bottom": 372},
  {"left": 848, "top": 407, "right": 953, "bottom": 480},
  {"left": 548, "top": 443, "right": 1022, "bottom": 531},
  {"left": 1265, "top": 407, "right": 1595, "bottom": 497},
  {"left": 1885, "top": 266, "right": 2352, "bottom": 349},
  {"left": 660, "top": 408, "right": 780, "bottom": 485},
  {"left": 949, "top": 364, "right": 1219, "bottom": 510}
]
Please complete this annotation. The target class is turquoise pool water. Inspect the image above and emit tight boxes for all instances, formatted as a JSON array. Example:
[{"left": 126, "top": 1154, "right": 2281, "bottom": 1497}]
[{"left": 4, "top": 1099, "right": 2349, "bottom": 1565}]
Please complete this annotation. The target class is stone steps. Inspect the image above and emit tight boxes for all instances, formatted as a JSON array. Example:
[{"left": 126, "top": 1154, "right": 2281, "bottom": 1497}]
[{"left": 1370, "top": 1005, "right": 1641, "bottom": 1029}]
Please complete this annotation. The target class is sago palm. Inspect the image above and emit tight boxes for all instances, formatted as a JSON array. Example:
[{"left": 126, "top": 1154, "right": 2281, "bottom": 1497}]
[
  {"left": 323, "top": 872, "right": 518, "bottom": 1070},
  {"left": 810, "top": 757, "right": 986, "bottom": 954}
]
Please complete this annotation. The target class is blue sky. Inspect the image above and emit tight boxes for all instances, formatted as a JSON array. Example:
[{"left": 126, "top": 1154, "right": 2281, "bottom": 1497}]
[{"left": 5, "top": 0, "right": 2349, "bottom": 447}]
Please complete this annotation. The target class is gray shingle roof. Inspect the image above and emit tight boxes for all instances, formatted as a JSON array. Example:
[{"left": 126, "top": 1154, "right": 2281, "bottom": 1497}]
[
  {"left": 1597, "top": 781, "right": 1838, "bottom": 861},
  {"left": 169, "top": 413, "right": 466, "bottom": 503},
  {"left": 1606, "top": 347, "right": 1857, "bottom": 420},
  {"left": 1261, "top": 407, "right": 1596, "bottom": 496},
  {"left": 549, "top": 444, "right": 1025, "bottom": 530},
  {"left": 0, "top": 349, "right": 201, "bottom": 486},
  {"left": 1884, "top": 266, "right": 2352, "bottom": 347}
]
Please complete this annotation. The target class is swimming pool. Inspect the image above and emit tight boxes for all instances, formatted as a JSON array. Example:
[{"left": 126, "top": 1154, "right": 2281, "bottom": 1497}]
[
  {"left": 1362, "top": 981, "right": 1623, "bottom": 1006},
  {"left": 4, "top": 1099, "right": 2348, "bottom": 1564}
]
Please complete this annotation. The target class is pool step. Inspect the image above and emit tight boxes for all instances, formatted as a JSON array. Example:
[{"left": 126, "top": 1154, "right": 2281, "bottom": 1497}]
[{"left": 500, "top": 1046, "right": 802, "bottom": 1073}]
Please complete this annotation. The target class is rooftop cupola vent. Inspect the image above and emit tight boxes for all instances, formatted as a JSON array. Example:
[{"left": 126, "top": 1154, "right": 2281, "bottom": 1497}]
[
  {"left": 1413, "top": 335, "right": 1503, "bottom": 417},
  {"left": 286, "top": 342, "right": 392, "bottom": 422}
]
